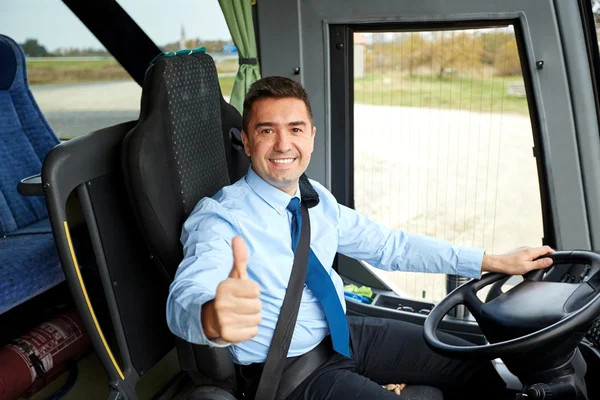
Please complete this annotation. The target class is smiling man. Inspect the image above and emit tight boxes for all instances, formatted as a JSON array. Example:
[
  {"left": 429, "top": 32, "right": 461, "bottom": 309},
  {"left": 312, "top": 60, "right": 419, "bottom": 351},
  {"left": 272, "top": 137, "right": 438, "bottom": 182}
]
[
  {"left": 240, "top": 93, "right": 315, "bottom": 195},
  {"left": 166, "top": 76, "right": 554, "bottom": 400}
]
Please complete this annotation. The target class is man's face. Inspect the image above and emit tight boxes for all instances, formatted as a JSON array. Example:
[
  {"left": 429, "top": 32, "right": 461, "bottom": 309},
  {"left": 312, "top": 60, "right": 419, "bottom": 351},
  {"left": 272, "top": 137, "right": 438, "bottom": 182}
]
[{"left": 242, "top": 97, "right": 316, "bottom": 195}]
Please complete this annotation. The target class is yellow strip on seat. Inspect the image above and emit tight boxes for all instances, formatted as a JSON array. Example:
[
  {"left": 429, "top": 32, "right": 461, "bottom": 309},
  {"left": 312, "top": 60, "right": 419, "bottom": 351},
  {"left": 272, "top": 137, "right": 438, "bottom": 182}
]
[{"left": 64, "top": 221, "right": 125, "bottom": 380}]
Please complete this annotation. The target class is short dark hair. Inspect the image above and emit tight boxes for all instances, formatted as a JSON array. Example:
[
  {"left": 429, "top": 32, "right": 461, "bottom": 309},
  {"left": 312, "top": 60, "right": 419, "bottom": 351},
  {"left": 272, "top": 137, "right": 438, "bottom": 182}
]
[{"left": 242, "top": 76, "right": 313, "bottom": 133}]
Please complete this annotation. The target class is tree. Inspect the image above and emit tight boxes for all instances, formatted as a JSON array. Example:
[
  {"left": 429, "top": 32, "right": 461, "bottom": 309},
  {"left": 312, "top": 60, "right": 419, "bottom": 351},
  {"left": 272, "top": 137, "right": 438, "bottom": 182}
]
[
  {"left": 363, "top": 33, "right": 434, "bottom": 76},
  {"left": 493, "top": 36, "right": 522, "bottom": 76},
  {"left": 20, "top": 38, "right": 50, "bottom": 57},
  {"left": 162, "top": 38, "right": 228, "bottom": 52},
  {"left": 430, "top": 31, "right": 485, "bottom": 78}
]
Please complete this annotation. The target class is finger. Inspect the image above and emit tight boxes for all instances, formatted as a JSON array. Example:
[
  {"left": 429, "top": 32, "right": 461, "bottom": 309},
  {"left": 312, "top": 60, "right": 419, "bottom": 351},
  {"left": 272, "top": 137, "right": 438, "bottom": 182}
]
[
  {"left": 530, "top": 257, "right": 553, "bottom": 271},
  {"left": 221, "top": 313, "right": 262, "bottom": 329},
  {"left": 219, "top": 314, "right": 262, "bottom": 337},
  {"left": 528, "top": 245, "right": 555, "bottom": 259},
  {"left": 221, "top": 325, "right": 259, "bottom": 344},
  {"left": 232, "top": 279, "right": 261, "bottom": 299},
  {"left": 230, "top": 236, "right": 248, "bottom": 279},
  {"left": 229, "top": 297, "right": 262, "bottom": 314}
]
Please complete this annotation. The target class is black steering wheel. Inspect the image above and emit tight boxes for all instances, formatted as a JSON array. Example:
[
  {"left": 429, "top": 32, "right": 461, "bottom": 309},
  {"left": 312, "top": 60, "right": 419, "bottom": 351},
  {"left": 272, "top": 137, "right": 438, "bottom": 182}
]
[{"left": 423, "top": 251, "right": 600, "bottom": 359}]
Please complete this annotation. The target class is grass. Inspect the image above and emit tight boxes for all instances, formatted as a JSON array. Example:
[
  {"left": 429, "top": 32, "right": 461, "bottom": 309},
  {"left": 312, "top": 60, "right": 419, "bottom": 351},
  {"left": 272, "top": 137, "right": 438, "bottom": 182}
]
[
  {"left": 218, "top": 76, "right": 235, "bottom": 97},
  {"left": 354, "top": 73, "right": 530, "bottom": 115},
  {"left": 25, "top": 60, "right": 529, "bottom": 115},
  {"left": 214, "top": 58, "right": 239, "bottom": 73},
  {"left": 26, "top": 59, "right": 130, "bottom": 85},
  {"left": 27, "top": 59, "right": 237, "bottom": 96},
  {"left": 27, "top": 59, "right": 117, "bottom": 70}
]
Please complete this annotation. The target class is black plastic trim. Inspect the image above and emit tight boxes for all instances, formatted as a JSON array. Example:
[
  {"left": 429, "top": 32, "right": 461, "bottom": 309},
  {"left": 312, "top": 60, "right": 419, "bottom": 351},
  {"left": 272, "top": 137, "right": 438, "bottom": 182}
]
[
  {"left": 42, "top": 121, "right": 136, "bottom": 395},
  {"left": 43, "top": 122, "right": 136, "bottom": 209},
  {"left": 338, "top": 255, "right": 392, "bottom": 291},
  {"left": 18, "top": 174, "right": 43, "bottom": 196},
  {"left": 346, "top": 296, "right": 486, "bottom": 345},
  {"left": 76, "top": 183, "right": 135, "bottom": 378},
  {"left": 329, "top": 25, "right": 354, "bottom": 208},
  {"left": 252, "top": 0, "right": 262, "bottom": 77}
]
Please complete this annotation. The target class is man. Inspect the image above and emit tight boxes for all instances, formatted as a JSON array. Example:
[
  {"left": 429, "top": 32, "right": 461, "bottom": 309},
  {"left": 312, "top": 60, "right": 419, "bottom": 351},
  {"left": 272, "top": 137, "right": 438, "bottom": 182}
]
[{"left": 166, "top": 76, "right": 554, "bottom": 399}]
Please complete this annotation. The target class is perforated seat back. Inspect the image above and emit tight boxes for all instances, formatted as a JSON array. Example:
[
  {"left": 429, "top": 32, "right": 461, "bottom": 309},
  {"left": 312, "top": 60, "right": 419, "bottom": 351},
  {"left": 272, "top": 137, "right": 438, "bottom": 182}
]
[
  {"left": 0, "top": 34, "right": 59, "bottom": 235},
  {"left": 122, "top": 50, "right": 249, "bottom": 385},
  {"left": 123, "top": 51, "right": 248, "bottom": 279}
]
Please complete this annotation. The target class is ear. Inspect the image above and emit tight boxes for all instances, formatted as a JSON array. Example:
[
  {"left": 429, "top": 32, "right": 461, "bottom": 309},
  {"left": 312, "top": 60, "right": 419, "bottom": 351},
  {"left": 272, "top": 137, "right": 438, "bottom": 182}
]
[
  {"left": 241, "top": 130, "right": 251, "bottom": 157},
  {"left": 309, "top": 126, "right": 316, "bottom": 153}
]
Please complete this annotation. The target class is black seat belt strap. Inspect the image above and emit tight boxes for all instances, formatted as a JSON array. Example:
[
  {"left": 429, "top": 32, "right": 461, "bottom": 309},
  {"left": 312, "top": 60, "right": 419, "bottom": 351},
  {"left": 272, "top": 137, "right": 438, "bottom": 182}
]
[{"left": 254, "top": 202, "right": 310, "bottom": 400}]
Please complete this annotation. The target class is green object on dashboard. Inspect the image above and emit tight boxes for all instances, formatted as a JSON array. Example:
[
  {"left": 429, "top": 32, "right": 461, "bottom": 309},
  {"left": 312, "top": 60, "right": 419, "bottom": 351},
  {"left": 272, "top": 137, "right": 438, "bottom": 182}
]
[{"left": 343, "top": 284, "right": 373, "bottom": 299}]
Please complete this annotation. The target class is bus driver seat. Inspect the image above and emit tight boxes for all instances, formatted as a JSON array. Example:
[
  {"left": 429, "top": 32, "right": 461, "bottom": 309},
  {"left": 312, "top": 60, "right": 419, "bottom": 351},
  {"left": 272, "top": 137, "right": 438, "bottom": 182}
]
[
  {"left": 121, "top": 49, "right": 443, "bottom": 400},
  {"left": 121, "top": 49, "right": 248, "bottom": 399}
]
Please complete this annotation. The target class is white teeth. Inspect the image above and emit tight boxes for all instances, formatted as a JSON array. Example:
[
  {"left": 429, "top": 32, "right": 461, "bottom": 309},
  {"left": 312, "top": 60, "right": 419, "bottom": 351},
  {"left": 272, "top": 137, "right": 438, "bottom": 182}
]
[{"left": 271, "top": 159, "right": 294, "bottom": 164}]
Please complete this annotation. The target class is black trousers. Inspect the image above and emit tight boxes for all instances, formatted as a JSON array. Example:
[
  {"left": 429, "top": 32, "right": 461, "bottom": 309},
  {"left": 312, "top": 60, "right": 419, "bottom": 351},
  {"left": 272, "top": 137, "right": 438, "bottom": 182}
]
[{"left": 281, "top": 316, "right": 508, "bottom": 400}]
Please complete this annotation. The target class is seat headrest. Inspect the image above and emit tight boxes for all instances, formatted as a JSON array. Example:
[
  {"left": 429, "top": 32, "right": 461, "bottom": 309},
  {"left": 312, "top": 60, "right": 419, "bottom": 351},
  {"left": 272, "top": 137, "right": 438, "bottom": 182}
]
[
  {"left": 0, "top": 35, "right": 20, "bottom": 90},
  {"left": 123, "top": 50, "right": 244, "bottom": 279}
]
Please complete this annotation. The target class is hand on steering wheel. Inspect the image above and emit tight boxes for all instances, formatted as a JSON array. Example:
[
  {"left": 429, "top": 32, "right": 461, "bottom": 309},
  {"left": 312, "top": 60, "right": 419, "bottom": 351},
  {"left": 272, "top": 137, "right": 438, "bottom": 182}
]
[
  {"left": 424, "top": 251, "right": 600, "bottom": 360},
  {"left": 482, "top": 245, "right": 554, "bottom": 276}
]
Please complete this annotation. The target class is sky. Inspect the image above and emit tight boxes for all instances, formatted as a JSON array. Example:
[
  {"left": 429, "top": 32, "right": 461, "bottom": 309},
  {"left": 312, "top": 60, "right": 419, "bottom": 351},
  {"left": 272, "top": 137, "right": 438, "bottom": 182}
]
[{"left": 1, "top": 0, "right": 232, "bottom": 50}]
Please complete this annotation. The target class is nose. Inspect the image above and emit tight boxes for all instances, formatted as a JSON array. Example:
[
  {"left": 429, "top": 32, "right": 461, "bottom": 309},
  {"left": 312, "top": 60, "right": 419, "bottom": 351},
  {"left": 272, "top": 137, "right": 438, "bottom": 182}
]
[{"left": 273, "top": 131, "right": 292, "bottom": 152}]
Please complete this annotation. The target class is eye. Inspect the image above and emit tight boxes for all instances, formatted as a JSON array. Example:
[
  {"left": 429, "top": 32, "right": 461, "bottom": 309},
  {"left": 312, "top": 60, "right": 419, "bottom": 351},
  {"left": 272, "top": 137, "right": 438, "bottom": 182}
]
[
  {"left": 261, "top": 128, "right": 273, "bottom": 134},
  {"left": 292, "top": 128, "right": 302, "bottom": 133}
]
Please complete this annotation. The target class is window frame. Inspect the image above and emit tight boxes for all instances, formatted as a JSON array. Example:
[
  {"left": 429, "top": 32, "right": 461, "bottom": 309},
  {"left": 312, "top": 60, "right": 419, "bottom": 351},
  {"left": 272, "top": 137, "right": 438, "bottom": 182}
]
[{"left": 329, "top": 20, "right": 556, "bottom": 252}]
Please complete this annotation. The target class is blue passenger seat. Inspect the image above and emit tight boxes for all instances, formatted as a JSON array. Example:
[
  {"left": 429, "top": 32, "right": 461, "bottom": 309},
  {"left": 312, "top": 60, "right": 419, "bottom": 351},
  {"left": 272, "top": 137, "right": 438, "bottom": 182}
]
[{"left": 0, "top": 34, "right": 63, "bottom": 314}]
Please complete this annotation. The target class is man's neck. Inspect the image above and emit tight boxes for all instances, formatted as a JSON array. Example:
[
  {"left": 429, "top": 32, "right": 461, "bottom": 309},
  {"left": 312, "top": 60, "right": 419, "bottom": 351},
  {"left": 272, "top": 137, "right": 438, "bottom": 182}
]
[
  {"left": 251, "top": 166, "right": 299, "bottom": 196},
  {"left": 276, "top": 183, "right": 299, "bottom": 196}
]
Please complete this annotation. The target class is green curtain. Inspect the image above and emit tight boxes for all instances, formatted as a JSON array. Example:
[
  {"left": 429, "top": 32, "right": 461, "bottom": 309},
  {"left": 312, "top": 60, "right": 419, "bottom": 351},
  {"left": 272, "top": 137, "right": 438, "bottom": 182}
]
[{"left": 219, "top": 0, "right": 261, "bottom": 113}]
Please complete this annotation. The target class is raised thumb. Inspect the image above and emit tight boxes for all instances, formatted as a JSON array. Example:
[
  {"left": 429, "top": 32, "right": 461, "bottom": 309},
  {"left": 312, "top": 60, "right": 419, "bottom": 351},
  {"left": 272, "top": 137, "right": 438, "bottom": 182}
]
[{"left": 229, "top": 236, "right": 248, "bottom": 279}]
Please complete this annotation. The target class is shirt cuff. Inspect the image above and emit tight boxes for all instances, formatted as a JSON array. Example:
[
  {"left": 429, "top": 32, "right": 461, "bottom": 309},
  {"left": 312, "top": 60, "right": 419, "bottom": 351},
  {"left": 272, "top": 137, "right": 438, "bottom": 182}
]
[
  {"left": 456, "top": 246, "right": 485, "bottom": 279},
  {"left": 194, "top": 296, "right": 232, "bottom": 348}
]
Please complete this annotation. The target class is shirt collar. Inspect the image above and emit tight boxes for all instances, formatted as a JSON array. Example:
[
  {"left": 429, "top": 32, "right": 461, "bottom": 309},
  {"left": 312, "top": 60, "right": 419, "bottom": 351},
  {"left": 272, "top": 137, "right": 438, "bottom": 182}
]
[{"left": 245, "top": 165, "right": 301, "bottom": 215}]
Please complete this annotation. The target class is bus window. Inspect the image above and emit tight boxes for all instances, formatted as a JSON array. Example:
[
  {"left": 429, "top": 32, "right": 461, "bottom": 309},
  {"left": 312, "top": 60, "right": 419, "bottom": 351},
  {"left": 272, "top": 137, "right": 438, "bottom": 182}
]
[
  {"left": 352, "top": 27, "right": 544, "bottom": 301},
  {"left": 1, "top": 0, "right": 235, "bottom": 140},
  {"left": 2, "top": 0, "right": 138, "bottom": 139}
]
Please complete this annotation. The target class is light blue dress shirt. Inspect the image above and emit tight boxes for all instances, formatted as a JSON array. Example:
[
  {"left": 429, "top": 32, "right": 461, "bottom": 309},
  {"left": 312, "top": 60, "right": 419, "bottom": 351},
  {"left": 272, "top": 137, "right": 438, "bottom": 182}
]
[{"left": 166, "top": 166, "right": 484, "bottom": 365}]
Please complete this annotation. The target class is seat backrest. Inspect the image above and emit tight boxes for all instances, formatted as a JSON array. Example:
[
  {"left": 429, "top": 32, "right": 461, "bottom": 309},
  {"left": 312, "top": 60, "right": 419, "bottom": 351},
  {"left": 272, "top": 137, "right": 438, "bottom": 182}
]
[
  {"left": 0, "top": 34, "right": 59, "bottom": 235},
  {"left": 42, "top": 121, "right": 176, "bottom": 399},
  {"left": 122, "top": 50, "right": 249, "bottom": 280},
  {"left": 122, "top": 50, "right": 249, "bottom": 386}
]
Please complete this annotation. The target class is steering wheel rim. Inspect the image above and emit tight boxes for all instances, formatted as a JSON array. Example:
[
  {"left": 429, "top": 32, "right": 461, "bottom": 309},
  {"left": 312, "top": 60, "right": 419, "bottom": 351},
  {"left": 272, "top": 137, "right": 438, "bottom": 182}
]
[{"left": 423, "top": 251, "right": 600, "bottom": 359}]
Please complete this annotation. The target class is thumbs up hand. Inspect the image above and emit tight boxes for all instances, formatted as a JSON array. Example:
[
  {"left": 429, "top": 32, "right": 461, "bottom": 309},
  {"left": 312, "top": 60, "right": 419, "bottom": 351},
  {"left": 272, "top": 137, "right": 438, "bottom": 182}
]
[{"left": 201, "top": 237, "right": 262, "bottom": 344}]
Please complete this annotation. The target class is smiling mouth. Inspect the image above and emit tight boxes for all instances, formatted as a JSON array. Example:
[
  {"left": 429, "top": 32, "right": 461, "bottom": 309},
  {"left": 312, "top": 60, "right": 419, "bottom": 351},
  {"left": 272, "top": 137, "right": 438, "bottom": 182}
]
[{"left": 270, "top": 158, "right": 296, "bottom": 165}]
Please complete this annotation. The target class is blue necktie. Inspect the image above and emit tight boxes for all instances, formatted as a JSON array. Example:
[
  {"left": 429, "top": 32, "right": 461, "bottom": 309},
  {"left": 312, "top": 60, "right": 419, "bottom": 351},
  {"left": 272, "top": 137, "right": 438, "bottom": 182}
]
[{"left": 286, "top": 197, "right": 350, "bottom": 357}]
